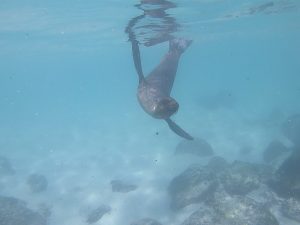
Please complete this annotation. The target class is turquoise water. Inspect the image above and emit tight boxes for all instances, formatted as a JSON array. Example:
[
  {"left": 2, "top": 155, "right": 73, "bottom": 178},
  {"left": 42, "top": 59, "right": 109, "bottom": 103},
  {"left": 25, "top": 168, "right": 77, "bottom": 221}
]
[{"left": 0, "top": 1, "right": 300, "bottom": 225}]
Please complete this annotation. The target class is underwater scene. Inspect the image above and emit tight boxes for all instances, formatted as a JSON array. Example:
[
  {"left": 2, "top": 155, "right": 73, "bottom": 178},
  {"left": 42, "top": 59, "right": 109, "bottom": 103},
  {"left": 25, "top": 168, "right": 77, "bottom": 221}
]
[{"left": 0, "top": 0, "right": 300, "bottom": 224}]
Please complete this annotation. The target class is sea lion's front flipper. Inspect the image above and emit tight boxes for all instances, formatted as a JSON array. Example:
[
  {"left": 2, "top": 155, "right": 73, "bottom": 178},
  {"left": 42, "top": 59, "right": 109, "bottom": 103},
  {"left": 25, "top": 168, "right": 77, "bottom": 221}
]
[
  {"left": 131, "top": 40, "right": 145, "bottom": 83},
  {"left": 165, "top": 118, "right": 193, "bottom": 140}
]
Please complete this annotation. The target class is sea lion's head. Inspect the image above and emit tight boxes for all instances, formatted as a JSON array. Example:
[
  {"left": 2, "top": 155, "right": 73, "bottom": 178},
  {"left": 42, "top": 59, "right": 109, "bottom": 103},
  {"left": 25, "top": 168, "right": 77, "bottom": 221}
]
[{"left": 152, "top": 97, "right": 179, "bottom": 119}]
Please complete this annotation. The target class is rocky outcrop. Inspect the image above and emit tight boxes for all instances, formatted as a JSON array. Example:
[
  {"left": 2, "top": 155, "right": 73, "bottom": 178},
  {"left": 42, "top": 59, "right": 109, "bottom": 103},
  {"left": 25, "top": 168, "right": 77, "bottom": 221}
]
[
  {"left": 263, "top": 140, "right": 289, "bottom": 163},
  {"left": 86, "top": 205, "right": 111, "bottom": 224},
  {"left": 130, "top": 218, "right": 162, "bottom": 225},
  {"left": 268, "top": 149, "right": 300, "bottom": 200},
  {"left": 281, "top": 114, "right": 300, "bottom": 146},
  {"left": 281, "top": 198, "right": 300, "bottom": 223},
  {"left": 0, "top": 196, "right": 47, "bottom": 225},
  {"left": 181, "top": 192, "right": 279, "bottom": 225},
  {"left": 175, "top": 138, "right": 214, "bottom": 157},
  {"left": 205, "top": 156, "right": 229, "bottom": 173},
  {"left": 220, "top": 161, "right": 272, "bottom": 196},
  {"left": 110, "top": 180, "right": 137, "bottom": 193},
  {"left": 27, "top": 174, "right": 48, "bottom": 193},
  {"left": 0, "top": 156, "right": 15, "bottom": 176},
  {"left": 168, "top": 164, "right": 218, "bottom": 210},
  {"left": 181, "top": 207, "right": 219, "bottom": 225}
]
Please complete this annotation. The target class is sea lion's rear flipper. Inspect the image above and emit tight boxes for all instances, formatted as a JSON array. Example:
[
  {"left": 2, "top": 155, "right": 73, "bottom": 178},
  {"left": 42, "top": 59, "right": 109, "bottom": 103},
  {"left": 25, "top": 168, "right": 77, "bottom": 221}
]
[
  {"left": 131, "top": 40, "right": 145, "bottom": 83},
  {"left": 165, "top": 118, "right": 193, "bottom": 140},
  {"left": 125, "top": 13, "right": 146, "bottom": 83},
  {"left": 169, "top": 38, "right": 193, "bottom": 54}
]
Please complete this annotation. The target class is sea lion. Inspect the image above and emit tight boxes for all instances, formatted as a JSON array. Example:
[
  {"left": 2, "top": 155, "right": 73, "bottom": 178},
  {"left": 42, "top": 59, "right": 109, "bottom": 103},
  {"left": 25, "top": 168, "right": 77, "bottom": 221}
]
[{"left": 131, "top": 38, "right": 193, "bottom": 140}]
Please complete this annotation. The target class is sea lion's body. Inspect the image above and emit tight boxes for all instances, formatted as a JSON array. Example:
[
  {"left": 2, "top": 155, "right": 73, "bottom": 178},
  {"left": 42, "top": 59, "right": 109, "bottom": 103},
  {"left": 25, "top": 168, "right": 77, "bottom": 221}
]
[{"left": 132, "top": 39, "right": 193, "bottom": 140}]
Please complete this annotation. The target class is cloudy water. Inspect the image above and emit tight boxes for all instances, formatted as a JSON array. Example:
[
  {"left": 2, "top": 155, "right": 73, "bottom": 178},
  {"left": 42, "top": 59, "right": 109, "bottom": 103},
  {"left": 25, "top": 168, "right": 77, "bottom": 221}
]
[{"left": 0, "top": 0, "right": 300, "bottom": 225}]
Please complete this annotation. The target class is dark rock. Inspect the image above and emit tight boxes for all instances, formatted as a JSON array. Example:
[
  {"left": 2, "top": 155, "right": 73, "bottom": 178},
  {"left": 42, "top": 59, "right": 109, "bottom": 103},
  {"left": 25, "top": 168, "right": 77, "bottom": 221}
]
[
  {"left": 110, "top": 180, "right": 137, "bottom": 193},
  {"left": 263, "top": 140, "right": 289, "bottom": 163},
  {"left": 0, "top": 196, "right": 47, "bottom": 225},
  {"left": 130, "top": 218, "right": 162, "bottom": 225},
  {"left": 281, "top": 114, "right": 300, "bottom": 146},
  {"left": 268, "top": 149, "right": 300, "bottom": 200},
  {"left": 168, "top": 164, "right": 218, "bottom": 210},
  {"left": 86, "top": 205, "right": 111, "bottom": 224},
  {"left": 0, "top": 156, "right": 15, "bottom": 176},
  {"left": 27, "top": 174, "right": 48, "bottom": 193},
  {"left": 175, "top": 138, "right": 214, "bottom": 157},
  {"left": 220, "top": 161, "right": 272, "bottom": 196},
  {"left": 205, "top": 156, "right": 229, "bottom": 173},
  {"left": 281, "top": 198, "right": 300, "bottom": 222}
]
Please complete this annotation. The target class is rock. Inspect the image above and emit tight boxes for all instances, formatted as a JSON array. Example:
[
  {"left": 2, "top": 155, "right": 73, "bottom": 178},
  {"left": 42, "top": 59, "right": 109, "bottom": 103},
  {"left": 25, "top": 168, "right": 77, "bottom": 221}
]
[
  {"left": 239, "top": 146, "right": 253, "bottom": 155},
  {"left": 37, "top": 203, "right": 52, "bottom": 219},
  {"left": 212, "top": 193, "right": 279, "bottom": 225},
  {"left": 0, "top": 196, "right": 47, "bottom": 225},
  {"left": 168, "top": 164, "right": 218, "bottom": 210},
  {"left": 0, "top": 156, "right": 15, "bottom": 176},
  {"left": 175, "top": 138, "right": 214, "bottom": 157},
  {"left": 248, "top": 186, "right": 279, "bottom": 209},
  {"left": 181, "top": 207, "right": 219, "bottom": 225},
  {"left": 110, "top": 180, "right": 137, "bottom": 193},
  {"left": 281, "top": 198, "right": 300, "bottom": 222},
  {"left": 268, "top": 149, "right": 300, "bottom": 200},
  {"left": 130, "top": 218, "right": 162, "bottom": 225},
  {"left": 86, "top": 205, "right": 111, "bottom": 224},
  {"left": 27, "top": 174, "right": 48, "bottom": 193},
  {"left": 205, "top": 156, "right": 229, "bottom": 173},
  {"left": 281, "top": 114, "right": 300, "bottom": 146},
  {"left": 220, "top": 161, "right": 272, "bottom": 196},
  {"left": 181, "top": 193, "right": 279, "bottom": 225},
  {"left": 263, "top": 140, "right": 289, "bottom": 163},
  {"left": 255, "top": 109, "right": 285, "bottom": 128}
]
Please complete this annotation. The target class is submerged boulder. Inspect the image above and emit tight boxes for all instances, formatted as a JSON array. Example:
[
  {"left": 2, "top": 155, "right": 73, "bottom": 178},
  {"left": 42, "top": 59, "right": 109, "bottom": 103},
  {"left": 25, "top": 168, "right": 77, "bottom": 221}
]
[
  {"left": 181, "top": 187, "right": 279, "bottom": 225},
  {"left": 0, "top": 196, "right": 47, "bottom": 225},
  {"left": 281, "top": 114, "right": 300, "bottom": 146},
  {"left": 220, "top": 161, "right": 272, "bottom": 196},
  {"left": 239, "top": 145, "right": 253, "bottom": 155},
  {"left": 130, "top": 218, "right": 162, "bottom": 225},
  {"left": 213, "top": 193, "right": 279, "bottom": 225},
  {"left": 181, "top": 194, "right": 279, "bottom": 225},
  {"left": 175, "top": 138, "right": 214, "bottom": 157},
  {"left": 37, "top": 203, "right": 52, "bottom": 219},
  {"left": 281, "top": 198, "right": 300, "bottom": 223},
  {"left": 86, "top": 205, "right": 111, "bottom": 224},
  {"left": 168, "top": 164, "right": 218, "bottom": 210},
  {"left": 0, "top": 156, "right": 15, "bottom": 176},
  {"left": 27, "top": 174, "right": 48, "bottom": 193},
  {"left": 248, "top": 186, "right": 279, "bottom": 209},
  {"left": 110, "top": 179, "right": 137, "bottom": 193},
  {"left": 263, "top": 140, "right": 290, "bottom": 163},
  {"left": 268, "top": 149, "right": 300, "bottom": 200},
  {"left": 181, "top": 207, "right": 219, "bottom": 225},
  {"left": 205, "top": 156, "right": 229, "bottom": 173}
]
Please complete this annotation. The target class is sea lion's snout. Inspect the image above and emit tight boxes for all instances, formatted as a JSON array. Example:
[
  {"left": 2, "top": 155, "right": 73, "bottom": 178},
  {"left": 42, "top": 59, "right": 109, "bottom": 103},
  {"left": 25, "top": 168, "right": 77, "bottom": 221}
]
[{"left": 153, "top": 97, "right": 179, "bottom": 119}]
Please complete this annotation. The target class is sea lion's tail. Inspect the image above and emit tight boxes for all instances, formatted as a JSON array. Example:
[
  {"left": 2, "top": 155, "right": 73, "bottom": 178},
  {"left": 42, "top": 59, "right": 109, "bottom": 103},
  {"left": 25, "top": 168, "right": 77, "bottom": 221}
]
[
  {"left": 165, "top": 118, "right": 194, "bottom": 140},
  {"left": 169, "top": 38, "right": 192, "bottom": 54}
]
